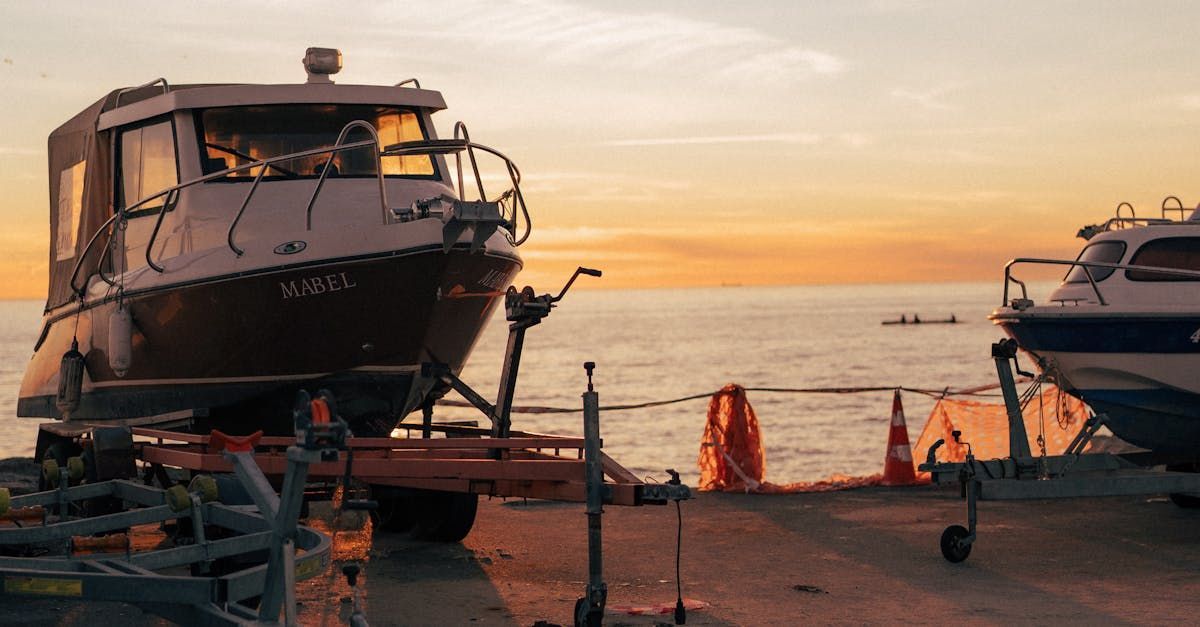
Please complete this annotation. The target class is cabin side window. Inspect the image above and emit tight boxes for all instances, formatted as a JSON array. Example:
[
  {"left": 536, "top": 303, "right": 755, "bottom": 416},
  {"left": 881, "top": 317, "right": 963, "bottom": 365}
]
[
  {"left": 197, "top": 105, "right": 435, "bottom": 180},
  {"left": 118, "top": 120, "right": 178, "bottom": 216},
  {"left": 1064, "top": 240, "right": 1125, "bottom": 283},
  {"left": 54, "top": 160, "right": 86, "bottom": 260},
  {"left": 1125, "top": 237, "right": 1200, "bottom": 281}
]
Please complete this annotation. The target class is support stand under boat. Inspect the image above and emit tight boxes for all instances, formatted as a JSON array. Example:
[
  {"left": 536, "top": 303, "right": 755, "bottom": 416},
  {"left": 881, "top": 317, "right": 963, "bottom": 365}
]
[
  {"left": 920, "top": 338, "right": 1200, "bottom": 562},
  {"left": 381, "top": 267, "right": 601, "bottom": 539},
  {"left": 425, "top": 266, "right": 602, "bottom": 448}
]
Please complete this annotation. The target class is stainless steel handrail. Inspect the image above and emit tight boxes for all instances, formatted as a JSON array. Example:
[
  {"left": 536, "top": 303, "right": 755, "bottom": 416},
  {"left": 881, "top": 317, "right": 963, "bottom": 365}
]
[
  {"left": 74, "top": 121, "right": 528, "bottom": 292},
  {"left": 303, "top": 121, "right": 388, "bottom": 230},
  {"left": 114, "top": 78, "right": 169, "bottom": 108},
  {"left": 225, "top": 137, "right": 378, "bottom": 256},
  {"left": 1162, "top": 195, "right": 1187, "bottom": 220},
  {"left": 68, "top": 212, "right": 123, "bottom": 295},
  {"left": 1002, "top": 257, "right": 1200, "bottom": 307},
  {"left": 453, "top": 122, "right": 486, "bottom": 202},
  {"left": 383, "top": 134, "right": 532, "bottom": 245}
]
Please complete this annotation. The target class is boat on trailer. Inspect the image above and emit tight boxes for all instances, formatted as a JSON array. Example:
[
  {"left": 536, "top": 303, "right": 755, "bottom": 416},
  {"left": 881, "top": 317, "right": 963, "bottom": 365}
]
[
  {"left": 19, "top": 47, "right": 529, "bottom": 438},
  {"left": 990, "top": 197, "right": 1200, "bottom": 454}
]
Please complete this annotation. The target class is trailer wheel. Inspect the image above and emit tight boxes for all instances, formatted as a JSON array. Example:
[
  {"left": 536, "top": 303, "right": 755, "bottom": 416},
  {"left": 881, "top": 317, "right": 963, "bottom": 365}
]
[
  {"left": 372, "top": 488, "right": 415, "bottom": 533},
  {"left": 574, "top": 597, "right": 602, "bottom": 627},
  {"left": 78, "top": 448, "right": 126, "bottom": 518},
  {"left": 1166, "top": 464, "right": 1200, "bottom": 508},
  {"left": 940, "top": 525, "right": 972, "bottom": 563},
  {"left": 411, "top": 489, "right": 478, "bottom": 542}
]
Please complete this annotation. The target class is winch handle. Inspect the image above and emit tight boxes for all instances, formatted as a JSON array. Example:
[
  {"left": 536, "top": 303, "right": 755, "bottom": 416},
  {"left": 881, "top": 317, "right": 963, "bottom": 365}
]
[{"left": 552, "top": 266, "right": 603, "bottom": 302}]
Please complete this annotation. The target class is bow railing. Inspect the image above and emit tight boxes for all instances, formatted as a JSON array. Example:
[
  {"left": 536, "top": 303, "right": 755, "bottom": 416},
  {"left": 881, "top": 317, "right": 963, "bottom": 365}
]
[{"left": 69, "top": 120, "right": 529, "bottom": 296}]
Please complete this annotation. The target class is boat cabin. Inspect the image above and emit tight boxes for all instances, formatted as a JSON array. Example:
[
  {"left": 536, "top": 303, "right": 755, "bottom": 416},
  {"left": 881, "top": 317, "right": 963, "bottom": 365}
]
[{"left": 46, "top": 58, "right": 455, "bottom": 314}]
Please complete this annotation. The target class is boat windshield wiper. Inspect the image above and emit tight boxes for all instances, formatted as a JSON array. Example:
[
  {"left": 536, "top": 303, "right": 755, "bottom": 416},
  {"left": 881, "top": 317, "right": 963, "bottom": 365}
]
[{"left": 204, "top": 142, "right": 301, "bottom": 178}]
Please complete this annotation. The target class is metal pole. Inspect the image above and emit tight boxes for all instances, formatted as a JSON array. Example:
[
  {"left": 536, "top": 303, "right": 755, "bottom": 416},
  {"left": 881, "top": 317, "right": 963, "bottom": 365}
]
[
  {"left": 257, "top": 447, "right": 313, "bottom": 623},
  {"left": 579, "top": 362, "right": 606, "bottom": 627},
  {"left": 492, "top": 325, "right": 527, "bottom": 440},
  {"left": 992, "top": 342, "right": 1032, "bottom": 460}
]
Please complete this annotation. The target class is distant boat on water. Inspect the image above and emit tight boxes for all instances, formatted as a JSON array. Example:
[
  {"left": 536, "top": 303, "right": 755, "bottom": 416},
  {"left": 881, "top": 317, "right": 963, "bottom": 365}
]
[{"left": 881, "top": 314, "right": 958, "bottom": 325}]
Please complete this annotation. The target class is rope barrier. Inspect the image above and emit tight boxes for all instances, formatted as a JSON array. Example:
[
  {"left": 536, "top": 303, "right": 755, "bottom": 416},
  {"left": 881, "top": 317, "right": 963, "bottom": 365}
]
[{"left": 435, "top": 381, "right": 1012, "bottom": 415}]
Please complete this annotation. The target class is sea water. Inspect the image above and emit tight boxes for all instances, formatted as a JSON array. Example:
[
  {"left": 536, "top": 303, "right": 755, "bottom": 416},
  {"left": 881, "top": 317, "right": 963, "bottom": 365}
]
[{"left": 0, "top": 282, "right": 1051, "bottom": 483}]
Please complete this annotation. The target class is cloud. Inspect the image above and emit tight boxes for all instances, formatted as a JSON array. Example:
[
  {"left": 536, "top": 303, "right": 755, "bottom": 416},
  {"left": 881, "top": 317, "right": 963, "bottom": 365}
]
[
  {"left": 839, "top": 133, "right": 874, "bottom": 147},
  {"left": 1178, "top": 94, "right": 1200, "bottom": 110},
  {"left": 602, "top": 132, "right": 823, "bottom": 147},
  {"left": 388, "top": 0, "right": 844, "bottom": 86},
  {"left": 890, "top": 84, "right": 964, "bottom": 111}
]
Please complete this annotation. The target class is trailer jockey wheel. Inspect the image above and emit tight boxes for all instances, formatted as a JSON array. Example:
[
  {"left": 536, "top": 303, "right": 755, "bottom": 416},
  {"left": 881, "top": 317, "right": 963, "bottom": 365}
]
[
  {"left": 940, "top": 525, "right": 972, "bottom": 563},
  {"left": 410, "top": 489, "right": 478, "bottom": 542},
  {"left": 574, "top": 597, "right": 602, "bottom": 627}
]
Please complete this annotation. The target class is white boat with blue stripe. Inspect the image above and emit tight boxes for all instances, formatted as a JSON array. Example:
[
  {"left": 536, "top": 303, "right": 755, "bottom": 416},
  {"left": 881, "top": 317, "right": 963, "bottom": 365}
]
[{"left": 990, "top": 197, "right": 1200, "bottom": 454}]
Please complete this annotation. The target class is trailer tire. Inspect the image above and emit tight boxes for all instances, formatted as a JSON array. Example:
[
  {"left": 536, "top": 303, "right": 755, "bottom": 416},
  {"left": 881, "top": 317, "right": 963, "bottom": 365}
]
[
  {"left": 940, "top": 524, "right": 972, "bottom": 563},
  {"left": 80, "top": 448, "right": 125, "bottom": 518},
  {"left": 411, "top": 489, "right": 478, "bottom": 542},
  {"left": 372, "top": 488, "right": 415, "bottom": 533},
  {"left": 1166, "top": 464, "right": 1200, "bottom": 508}
]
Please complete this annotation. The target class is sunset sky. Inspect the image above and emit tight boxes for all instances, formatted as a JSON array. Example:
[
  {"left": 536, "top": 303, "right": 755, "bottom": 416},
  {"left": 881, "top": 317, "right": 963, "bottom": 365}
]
[{"left": 2, "top": 1, "right": 1200, "bottom": 298}]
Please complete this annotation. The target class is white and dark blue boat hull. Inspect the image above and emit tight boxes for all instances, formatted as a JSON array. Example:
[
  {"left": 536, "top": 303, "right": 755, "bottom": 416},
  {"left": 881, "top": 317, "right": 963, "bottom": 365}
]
[{"left": 995, "top": 313, "right": 1200, "bottom": 454}]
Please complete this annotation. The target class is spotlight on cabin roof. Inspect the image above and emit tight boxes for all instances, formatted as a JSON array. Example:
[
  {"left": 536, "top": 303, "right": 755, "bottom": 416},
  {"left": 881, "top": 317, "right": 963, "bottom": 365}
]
[{"left": 303, "top": 47, "right": 342, "bottom": 84}]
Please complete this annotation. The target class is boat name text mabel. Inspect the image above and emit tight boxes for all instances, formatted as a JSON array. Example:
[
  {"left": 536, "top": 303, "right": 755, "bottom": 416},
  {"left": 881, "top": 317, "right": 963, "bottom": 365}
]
[{"left": 280, "top": 272, "right": 358, "bottom": 299}]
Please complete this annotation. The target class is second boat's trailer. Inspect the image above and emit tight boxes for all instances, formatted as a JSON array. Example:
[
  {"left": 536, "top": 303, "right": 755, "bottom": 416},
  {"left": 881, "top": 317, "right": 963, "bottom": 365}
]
[
  {"left": 0, "top": 395, "right": 341, "bottom": 625},
  {"left": 921, "top": 338, "right": 1200, "bottom": 563},
  {"left": 8, "top": 268, "right": 692, "bottom": 626}
]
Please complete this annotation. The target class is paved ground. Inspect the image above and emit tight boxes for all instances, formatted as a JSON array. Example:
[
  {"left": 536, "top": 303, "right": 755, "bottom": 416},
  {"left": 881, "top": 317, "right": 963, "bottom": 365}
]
[{"left": 3, "top": 481, "right": 1200, "bottom": 626}]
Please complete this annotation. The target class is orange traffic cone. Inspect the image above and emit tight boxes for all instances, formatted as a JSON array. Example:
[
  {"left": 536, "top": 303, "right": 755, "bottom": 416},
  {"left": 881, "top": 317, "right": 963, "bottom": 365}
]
[{"left": 881, "top": 389, "right": 918, "bottom": 486}]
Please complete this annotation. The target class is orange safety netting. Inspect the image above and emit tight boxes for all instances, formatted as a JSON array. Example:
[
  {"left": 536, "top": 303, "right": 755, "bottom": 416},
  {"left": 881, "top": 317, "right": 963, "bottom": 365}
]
[
  {"left": 912, "top": 385, "right": 1089, "bottom": 467},
  {"left": 698, "top": 384, "right": 888, "bottom": 493},
  {"left": 698, "top": 383, "right": 1091, "bottom": 494},
  {"left": 698, "top": 384, "right": 766, "bottom": 492}
]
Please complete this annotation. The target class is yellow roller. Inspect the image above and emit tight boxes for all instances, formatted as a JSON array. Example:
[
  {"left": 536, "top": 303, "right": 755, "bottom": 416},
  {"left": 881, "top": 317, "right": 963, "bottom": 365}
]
[
  {"left": 66, "top": 456, "right": 85, "bottom": 482},
  {"left": 166, "top": 484, "right": 192, "bottom": 512},
  {"left": 188, "top": 475, "right": 219, "bottom": 503},
  {"left": 41, "top": 459, "right": 60, "bottom": 488}
]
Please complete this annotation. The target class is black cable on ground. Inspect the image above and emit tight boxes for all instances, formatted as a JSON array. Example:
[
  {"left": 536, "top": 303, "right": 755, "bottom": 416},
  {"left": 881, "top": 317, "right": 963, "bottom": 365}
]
[{"left": 674, "top": 498, "right": 685, "bottom": 625}]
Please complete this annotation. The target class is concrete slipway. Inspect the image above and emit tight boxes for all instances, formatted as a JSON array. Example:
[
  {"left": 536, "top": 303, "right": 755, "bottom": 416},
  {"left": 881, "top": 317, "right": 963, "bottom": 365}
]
[{"left": 2, "top": 484, "right": 1199, "bottom": 626}]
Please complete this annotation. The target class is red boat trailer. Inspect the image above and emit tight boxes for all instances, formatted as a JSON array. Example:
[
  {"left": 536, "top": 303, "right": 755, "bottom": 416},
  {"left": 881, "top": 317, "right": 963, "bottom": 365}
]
[
  {"left": 133, "top": 423, "right": 659, "bottom": 507},
  {"left": 30, "top": 270, "right": 692, "bottom": 625}
]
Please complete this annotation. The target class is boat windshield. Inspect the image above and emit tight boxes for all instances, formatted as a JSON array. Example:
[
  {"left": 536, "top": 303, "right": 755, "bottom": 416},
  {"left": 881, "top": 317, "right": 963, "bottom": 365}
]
[
  {"left": 1064, "top": 240, "right": 1125, "bottom": 283},
  {"left": 197, "top": 104, "right": 435, "bottom": 180}
]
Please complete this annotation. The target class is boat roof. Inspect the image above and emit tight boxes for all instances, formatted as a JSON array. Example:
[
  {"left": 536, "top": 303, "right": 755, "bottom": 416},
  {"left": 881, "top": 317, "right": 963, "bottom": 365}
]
[{"left": 51, "top": 82, "right": 448, "bottom": 138}]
